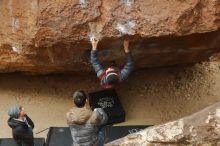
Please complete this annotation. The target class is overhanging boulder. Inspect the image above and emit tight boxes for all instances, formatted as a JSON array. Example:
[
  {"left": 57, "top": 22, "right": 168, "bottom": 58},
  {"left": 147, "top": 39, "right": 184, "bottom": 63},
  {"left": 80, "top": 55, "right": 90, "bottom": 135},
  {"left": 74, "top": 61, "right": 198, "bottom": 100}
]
[{"left": 0, "top": 0, "right": 219, "bottom": 74}]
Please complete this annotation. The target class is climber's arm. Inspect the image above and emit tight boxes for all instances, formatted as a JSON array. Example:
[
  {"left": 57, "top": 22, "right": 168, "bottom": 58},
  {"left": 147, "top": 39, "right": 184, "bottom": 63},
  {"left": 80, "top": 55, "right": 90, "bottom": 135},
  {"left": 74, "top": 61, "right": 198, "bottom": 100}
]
[
  {"left": 120, "top": 39, "right": 134, "bottom": 81},
  {"left": 90, "top": 38, "right": 104, "bottom": 77}
]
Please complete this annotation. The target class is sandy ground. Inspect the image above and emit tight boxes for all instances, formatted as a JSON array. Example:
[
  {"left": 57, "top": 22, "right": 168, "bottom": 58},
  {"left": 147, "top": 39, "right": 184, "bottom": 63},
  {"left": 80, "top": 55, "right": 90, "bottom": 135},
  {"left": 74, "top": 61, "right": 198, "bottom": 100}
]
[{"left": 1, "top": 61, "right": 220, "bottom": 138}]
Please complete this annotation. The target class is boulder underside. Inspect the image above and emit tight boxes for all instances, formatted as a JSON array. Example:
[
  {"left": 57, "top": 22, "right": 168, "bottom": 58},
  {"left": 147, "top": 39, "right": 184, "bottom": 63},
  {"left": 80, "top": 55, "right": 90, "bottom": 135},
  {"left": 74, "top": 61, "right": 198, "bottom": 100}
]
[{"left": 0, "top": 0, "right": 219, "bottom": 74}]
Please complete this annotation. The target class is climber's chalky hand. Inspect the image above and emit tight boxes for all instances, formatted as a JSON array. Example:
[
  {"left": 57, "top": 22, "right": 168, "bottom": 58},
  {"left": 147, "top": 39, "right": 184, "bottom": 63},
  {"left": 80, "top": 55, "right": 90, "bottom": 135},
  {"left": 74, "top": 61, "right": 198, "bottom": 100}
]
[{"left": 90, "top": 37, "right": 99, "bottom": 50}]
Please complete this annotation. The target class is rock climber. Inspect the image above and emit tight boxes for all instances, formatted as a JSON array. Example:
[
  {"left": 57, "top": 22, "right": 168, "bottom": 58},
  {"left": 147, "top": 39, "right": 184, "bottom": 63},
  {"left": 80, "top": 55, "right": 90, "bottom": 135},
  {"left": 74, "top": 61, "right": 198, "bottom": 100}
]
[{"left": 90, "top": 37, "right": 134, "bottom": 89}]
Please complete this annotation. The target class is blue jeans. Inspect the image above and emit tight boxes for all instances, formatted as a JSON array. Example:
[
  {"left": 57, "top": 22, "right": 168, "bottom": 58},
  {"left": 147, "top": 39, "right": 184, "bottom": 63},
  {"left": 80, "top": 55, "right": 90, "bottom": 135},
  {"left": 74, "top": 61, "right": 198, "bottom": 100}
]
[{"left": 98, "top": 128, "right": 105, "bottom": 146}]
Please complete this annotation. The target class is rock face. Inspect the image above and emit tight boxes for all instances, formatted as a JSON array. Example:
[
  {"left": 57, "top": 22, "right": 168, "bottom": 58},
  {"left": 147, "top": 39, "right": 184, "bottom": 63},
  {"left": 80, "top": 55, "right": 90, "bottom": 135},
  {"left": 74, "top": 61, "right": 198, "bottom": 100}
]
[
  {"left": 0, "top": 0, "right": 219, "bottom": 74},
  {"left": 107, "top": 102, "right": 220, "bottom": 146}
]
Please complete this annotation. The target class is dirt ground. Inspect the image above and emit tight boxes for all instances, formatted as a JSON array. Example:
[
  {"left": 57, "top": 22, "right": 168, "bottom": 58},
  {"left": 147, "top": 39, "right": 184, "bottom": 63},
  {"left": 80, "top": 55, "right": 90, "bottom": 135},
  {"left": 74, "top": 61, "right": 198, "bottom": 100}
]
[{"left": 1, "top": 60, "right": 220, "bottom": 138}]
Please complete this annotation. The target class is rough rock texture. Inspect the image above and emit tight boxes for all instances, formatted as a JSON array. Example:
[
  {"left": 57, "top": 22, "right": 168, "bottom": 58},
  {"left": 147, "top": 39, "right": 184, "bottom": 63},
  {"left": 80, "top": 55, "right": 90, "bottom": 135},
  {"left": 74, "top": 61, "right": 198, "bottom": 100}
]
[
  {"left": 106, "top": 102, "right": 220, "bottom": 146},
  {"left": 0, "top": 0, "right": 220, "bottom": 73}
]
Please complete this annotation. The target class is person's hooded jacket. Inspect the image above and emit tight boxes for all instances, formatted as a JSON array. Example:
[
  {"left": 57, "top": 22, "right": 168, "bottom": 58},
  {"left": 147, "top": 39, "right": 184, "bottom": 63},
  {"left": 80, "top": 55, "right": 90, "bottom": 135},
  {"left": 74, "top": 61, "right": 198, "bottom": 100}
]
[
  {"left": 8, "top": 115, "right": 34, "bottom": 145},
  {"left": 66, "top": 107, "right": 108, "bottom": 146}
]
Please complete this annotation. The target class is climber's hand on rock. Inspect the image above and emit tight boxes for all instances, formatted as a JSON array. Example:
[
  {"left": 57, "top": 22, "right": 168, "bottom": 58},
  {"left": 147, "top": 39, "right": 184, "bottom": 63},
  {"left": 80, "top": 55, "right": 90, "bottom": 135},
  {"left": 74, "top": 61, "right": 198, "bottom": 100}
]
[
  {"left": 90, "top": 37, "right": 99, "bottom": 50},
  {"left": 123, "top": 38, "right": 130, "bottom": 53}
]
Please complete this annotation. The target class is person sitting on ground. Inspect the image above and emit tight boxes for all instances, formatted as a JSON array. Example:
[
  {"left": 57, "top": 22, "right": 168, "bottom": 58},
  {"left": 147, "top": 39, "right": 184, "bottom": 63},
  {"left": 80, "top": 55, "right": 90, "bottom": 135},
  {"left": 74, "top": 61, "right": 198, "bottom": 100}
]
[
  {"left": 66, "top": 90, "right": 108, "bottom": 146},
  {"left": 8, "top": 105, "right": 34, "bottom": 146},
  {"left": 90, "top": 37, "right": 134, "bottom": 89}
]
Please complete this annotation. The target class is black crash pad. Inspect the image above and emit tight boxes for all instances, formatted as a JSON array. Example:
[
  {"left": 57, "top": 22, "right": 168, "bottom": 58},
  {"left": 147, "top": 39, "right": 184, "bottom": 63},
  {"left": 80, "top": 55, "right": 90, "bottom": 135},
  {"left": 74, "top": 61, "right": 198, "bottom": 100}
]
[
  {"left": 104, "top": 125, "right": 151, "bottom": 143},
  {"left": 46, "top": 125, "right": 151, "bottom": 146},
  {"left": 46, "top": 127, "right": 72, "bottom": 146},
  {"left": 0, "top": 138, "right": 45, "bottom": 146},
  {"left": 88, "top": 89, "right": 125, "bottom": 125}
]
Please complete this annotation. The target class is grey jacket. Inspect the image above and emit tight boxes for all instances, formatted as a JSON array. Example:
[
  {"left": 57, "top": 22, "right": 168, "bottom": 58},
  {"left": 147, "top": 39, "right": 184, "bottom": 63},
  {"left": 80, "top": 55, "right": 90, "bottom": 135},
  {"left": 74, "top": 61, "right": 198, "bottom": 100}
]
[
  {"left": 90, "top": 50, "right": 134, "bottom": 83},
  {"left": 66, "top": 107, "right": 108, "bottom": 146}
]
